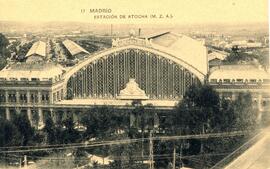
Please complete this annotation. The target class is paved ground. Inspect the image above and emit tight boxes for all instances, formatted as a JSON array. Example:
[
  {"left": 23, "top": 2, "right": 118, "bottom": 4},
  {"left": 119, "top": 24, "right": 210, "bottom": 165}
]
[{"left": 225, "top": 127, "right": 270, "bottom": 169}]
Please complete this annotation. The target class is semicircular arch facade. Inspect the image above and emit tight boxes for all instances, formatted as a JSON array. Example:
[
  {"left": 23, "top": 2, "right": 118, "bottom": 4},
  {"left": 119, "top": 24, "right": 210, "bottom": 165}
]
[{"left": 64, "top": 45, "right": 205, "bottom": 100}]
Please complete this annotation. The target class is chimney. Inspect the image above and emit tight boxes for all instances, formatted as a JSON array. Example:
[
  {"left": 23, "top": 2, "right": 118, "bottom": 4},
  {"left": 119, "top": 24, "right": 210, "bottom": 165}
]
[
  {"left": 110, "top": 24, "right": 113, "bottom": 36},
  {"left": 138, "top": 28, "right": 141, "bottom": 37}
]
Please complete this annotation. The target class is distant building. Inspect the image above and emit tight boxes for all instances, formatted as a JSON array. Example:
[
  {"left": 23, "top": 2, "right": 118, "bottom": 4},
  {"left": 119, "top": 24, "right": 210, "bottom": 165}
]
[
  {"left": 264, "top": 36, "right": 269, "bottom": 46},
  {"left": 246, "top": 42, "right": 262, "bottom": 48},
  {"left": 71, "top": 30, "right": 81, "bottom": 34},
  {"left": 62, "top": 39, "right": 89, "bottom": 59},
  {"left": 216, "top": 41, "right": 229, "bottom": 48},
  {"left": 231, "top": 40, "right": 262, "bottom": 49},
  {"left": 209, "top": 64, "right": 270, "bottom": 117},
  {"left": 208, "top": 49, "right": 228, "bottom": 68},
  {"left": 25, "top": 41, "right": 46, "bottom": 63}
]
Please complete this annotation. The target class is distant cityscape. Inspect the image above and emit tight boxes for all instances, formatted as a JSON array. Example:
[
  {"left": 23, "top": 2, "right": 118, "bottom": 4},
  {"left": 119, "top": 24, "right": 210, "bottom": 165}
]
[{"left": 0, "top": 21, "right": 268, "bottom": 69}]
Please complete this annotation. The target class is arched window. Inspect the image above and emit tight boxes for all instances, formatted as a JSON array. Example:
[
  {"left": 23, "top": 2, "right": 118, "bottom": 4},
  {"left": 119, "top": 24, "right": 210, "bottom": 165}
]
[{"left": 66, "top": 49, "right": 201, "bottom": 100}]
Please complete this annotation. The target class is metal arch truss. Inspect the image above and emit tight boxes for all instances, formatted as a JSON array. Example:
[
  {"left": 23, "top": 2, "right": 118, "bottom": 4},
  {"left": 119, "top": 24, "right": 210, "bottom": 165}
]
[{"left": 66, "top": 49, "right": 201, "bottom": 100}]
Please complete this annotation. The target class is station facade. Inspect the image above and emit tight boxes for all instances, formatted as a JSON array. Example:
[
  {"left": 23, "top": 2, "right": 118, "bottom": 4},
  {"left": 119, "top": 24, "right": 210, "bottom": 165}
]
[{"left": 0, "top": 32, "right": 269, "bottom": 128}]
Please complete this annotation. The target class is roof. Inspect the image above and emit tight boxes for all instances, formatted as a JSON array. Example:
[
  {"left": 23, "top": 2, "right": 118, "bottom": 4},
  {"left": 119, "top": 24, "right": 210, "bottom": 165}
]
[
  {"left": 232, "top": 40, "right": 247, "bottom": 45},
  {"left": 142, "top": 31, "right": 171, "bottom": 39},
  {"left": 208, "top": 51, "right": 227, "bottom": 61},
  {"left": 62, "top": 39, "right": 89, "bottom": 56},
  {"left": 88, "top": 154, "right": 113, "bottom": 165},
  {"left": 209, "top": 65, "right": 270, "bottom": 80},
  {"left": 231, "top": 41, "right": 262, "bottom": 48},
  {"left": 26, "top": 41, "right": 46, "bottom": 57},
  {"left": 147, "top": 32, "right": 208, "bottom": 76},
  {"left": 0, "top": 62, "right": 65, "bottom": 81}
]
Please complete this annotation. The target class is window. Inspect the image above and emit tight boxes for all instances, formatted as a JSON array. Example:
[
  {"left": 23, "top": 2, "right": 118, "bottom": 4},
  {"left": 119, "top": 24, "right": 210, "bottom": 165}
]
[
  {"left": 250, "top": 79, "right": 256, "bottom": 83},
  {"left": 210, "top": 79, "right": 217, "bottom": 83},
  {"left": 31, "top": 93, "right": 38, "bottom": 103},
  {"left": 223, "top": 79, "right": 230, "bottom": 83},
  {"left": 46, "top": 94, "right": 49, "bottom": 101},
  {"left": 0, "top": 90, "right": 5, "bottom": 103},
  {"left": 41, "top": 92, "right": 49, "bottom": 103},
  {"left": 20, "top": 78, "right": 29, "bottom": 81},
  {"left": 20, "top": 93, "right": 27, "bottom": 103},
  {"left": 8, "top": 93, "right": 16, "bottom": 102},
  {"left": 236, "top": 79, "right": 243, "bottom": 83},
  {"left": 263, "top": 100, "right": 270, "bottom": 107},
  {"left": 9, "top": 78, "right": 18, "bottom": 81},
  {"left": 31, "top": 78, "right": 39, "bottom": 81}
]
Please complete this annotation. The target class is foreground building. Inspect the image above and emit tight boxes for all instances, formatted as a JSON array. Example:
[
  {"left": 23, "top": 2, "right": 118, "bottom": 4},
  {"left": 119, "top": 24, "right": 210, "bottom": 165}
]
[
  {"left": 0, "top": 32, "right": 269, "bottom": 128},
  {"left": 209, "top": 64, "right": 270, "bottom": 119}
]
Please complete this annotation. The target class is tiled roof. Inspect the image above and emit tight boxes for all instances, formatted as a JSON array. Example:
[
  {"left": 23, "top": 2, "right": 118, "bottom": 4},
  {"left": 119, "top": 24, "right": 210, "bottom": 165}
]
[
  {"left": 208, "top": 51, "right": 227, "bottom": 61},
  {"left": 62, "top": 39, "right": 89, "bottom": 56},
  {"left": 26, "top": 41, "right": 46, "bottom": 57},
  {"left": 147, "top": 32, "right": 208, "bottom": 76},
  {"left": 0, "top": 62, "right": 64, "bottom": 80},
  {"left": 209, "top": 65, "right": 269, "bottom": 80}
]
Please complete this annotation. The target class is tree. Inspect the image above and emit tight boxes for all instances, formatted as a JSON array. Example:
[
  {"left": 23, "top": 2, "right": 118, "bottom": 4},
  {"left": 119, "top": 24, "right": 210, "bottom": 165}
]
[
  {"left": 81, "top": 107, "right": 104, "bottom": 138},
  {"left": 0, "top": 33, "right": 9, "bottom": 57},
  {"left": 211, "top": 98, "right": 235, "bottom": 132},
  {"left": 81, "top": 106, "right": 127, "bottom": 139},
  {"left": 223, "top": 46, "right": 243, "bottom": 63},
  {"left": 223, "top": 45, "right": 267, "bottom": 67},
  {"left": 0, "top": 33, "right": 10, "bottom": 69},
  {"left": 62, "top": 117, "right": 80, "bottom": 143},
  {"left": 0, "top": 118, "right": 20, "bottom": 146},
  {"left": 43, "top": 115, "right": 56, "bottom": 144},
  {"left": 74, "top": 148, "right": 87, "bottom": 166},
  {"left": 154, "top": 140, "right": 175, "bottom": 168},
  {"left": 0, "top": 57, "right": 7, "bottom": 70},
  {"left": 175, "top": 85, "right": 258, "bottom": 133},
  {"left": 232, "top": 93, "right": 257, "bottom": 130},
  {"left": 109, "top": 135, "right": 142, "bottom": 169},
  {"left": 12, "top": 113, "right": 34, "bottom": 146},
  {"left": 167, "top": 85, "right": 257, "bottom": 167},
  {"left": 175, "top": 85, "right": 220, "bottom": 134},
  {"left": 130, "top": 106, "right": 145, "bottom": 138},
  {"left": 17, "top": 42, "right": 33, "bottom": 61}
]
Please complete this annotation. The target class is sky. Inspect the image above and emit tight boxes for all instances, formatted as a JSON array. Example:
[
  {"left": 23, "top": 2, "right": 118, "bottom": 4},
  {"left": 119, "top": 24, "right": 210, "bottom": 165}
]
[{"left": 0, "top": 0, "right": 268, "bottom": 24}]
